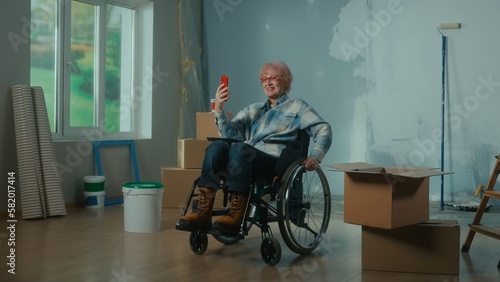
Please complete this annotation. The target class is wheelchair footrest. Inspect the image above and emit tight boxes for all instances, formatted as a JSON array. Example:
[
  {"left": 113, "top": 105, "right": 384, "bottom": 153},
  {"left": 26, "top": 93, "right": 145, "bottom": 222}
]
[
  {"left": 175, "top": 223, "right": 201, "bottom": 232},
  {"left": 175, "top": 223, "right": 215, "bottom": 233},
  {"left": 175, "top": 223, "right": 242, "bottom": 239},
  {"left": 209, "top": 229, "right": 242, "bottom": 239}
]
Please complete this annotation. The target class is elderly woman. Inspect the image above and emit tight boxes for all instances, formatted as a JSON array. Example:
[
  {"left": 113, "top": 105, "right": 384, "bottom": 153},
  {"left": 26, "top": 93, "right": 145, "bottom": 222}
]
[{"left": 178, "top": 61, "right": 332, "bottom": 235}]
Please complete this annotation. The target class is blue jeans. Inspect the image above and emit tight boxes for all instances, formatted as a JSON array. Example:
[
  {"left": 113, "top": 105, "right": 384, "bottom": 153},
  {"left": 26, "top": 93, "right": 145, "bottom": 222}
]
[{"left": 198, "top": 140, "right": 279, "bottom": 195}]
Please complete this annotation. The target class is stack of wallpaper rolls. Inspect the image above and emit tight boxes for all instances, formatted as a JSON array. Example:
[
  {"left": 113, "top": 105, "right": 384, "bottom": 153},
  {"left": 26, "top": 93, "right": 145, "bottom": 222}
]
[{"left": 11, "top": 85, "right": 66, "bottom": 219}]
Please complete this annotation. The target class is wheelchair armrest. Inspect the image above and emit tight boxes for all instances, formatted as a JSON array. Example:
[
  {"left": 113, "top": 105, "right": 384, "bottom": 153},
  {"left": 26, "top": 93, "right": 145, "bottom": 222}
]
[
  {"left": 207, "top": 137, "right": 244, "bottom": 144},
  {"left": 263, "top": 138, "right": 301, "bottom": 148}
]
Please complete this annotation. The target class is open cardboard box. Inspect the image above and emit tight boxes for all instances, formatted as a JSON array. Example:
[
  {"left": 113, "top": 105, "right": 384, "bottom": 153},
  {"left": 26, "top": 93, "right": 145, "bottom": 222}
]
[{"left": 326, "top": 162, "right": 453, "bottom": 229}]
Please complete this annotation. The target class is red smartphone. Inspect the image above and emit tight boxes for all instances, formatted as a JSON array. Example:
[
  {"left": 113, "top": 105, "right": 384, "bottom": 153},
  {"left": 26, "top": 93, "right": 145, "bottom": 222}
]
[{"left": 221, "top": 75, "right": 228, "bottom": 88}]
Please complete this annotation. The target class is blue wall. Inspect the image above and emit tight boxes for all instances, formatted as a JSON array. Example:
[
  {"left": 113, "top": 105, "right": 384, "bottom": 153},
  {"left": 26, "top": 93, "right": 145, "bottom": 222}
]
[
  {"left": 202, "top": 0, "right": 353, "bottom": 195},
  {"left": 202, "top": 0, "right": 500, "bottom": 202}
]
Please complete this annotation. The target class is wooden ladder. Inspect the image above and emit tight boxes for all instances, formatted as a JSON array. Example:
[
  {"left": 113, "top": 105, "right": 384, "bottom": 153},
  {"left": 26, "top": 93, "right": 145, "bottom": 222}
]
[{"left": 461, "top": 155, "right": 500, "bottom": 268}]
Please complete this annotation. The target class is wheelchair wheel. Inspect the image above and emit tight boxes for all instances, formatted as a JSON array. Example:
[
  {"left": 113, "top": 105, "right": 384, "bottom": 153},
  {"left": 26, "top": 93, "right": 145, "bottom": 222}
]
[
  {"left": 277, "top": 159, "right": 331, "bottom": 254},
  {"left": 261, "top": 237, "right": 282, "bottom": 266},
  {"left": 189, "top": 231, "right": 208, "bottom": 255}
]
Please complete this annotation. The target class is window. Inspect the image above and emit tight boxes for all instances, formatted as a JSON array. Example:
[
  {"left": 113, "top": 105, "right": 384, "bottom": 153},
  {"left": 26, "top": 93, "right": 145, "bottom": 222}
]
[{"left": 31, "top": 0, "right": 153, "bottom": 140}]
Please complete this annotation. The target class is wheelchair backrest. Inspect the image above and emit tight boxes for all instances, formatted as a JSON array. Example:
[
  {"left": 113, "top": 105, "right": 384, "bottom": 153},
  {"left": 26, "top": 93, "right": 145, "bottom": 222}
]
[{"left": 295, "top": 129, "right": 310, "bottom": 157}]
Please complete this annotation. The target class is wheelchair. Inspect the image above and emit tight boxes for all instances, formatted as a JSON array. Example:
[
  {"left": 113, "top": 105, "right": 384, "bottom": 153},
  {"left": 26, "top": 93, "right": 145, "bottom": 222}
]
[{"left": 175, "top": 130, "right": 331, "bottom": 266}]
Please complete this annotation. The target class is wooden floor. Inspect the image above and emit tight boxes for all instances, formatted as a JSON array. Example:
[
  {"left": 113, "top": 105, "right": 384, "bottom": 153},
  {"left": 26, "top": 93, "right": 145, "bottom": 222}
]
[{"left": 1, "top": 197, "right": 499, "bottom": 282}]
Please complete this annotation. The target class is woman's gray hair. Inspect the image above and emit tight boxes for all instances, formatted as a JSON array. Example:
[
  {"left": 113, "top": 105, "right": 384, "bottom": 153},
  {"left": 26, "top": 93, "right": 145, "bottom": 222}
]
[{"left": 259, "top": 61, "right": 293, "bottom": 93}]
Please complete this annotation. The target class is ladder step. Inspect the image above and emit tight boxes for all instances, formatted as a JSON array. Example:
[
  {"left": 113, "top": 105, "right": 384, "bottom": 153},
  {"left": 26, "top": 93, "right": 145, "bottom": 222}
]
[
  {"left": 470, "top": 225, "right": 500, "bottom": 240},
  {"left": 484, "top": 190, "right": 500, "bottom": 199}
]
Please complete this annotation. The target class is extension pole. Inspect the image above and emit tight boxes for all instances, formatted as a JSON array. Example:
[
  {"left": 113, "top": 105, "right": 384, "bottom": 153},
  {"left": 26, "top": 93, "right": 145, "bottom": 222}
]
[
  {"left": 440, "top": 34, "right": 447, "bottom": 210},
  {"left": 437, "top": 22, "right": 460, "bottom": 210}
]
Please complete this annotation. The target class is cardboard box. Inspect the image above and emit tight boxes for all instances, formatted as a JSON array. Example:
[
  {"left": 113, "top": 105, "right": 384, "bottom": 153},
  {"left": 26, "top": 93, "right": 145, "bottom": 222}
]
[
  {"left": 161, "top": 167, "right": 201, "bottom": 209},
  {"left": 362, "top": 220, "right": 460, "bottom": 275},
  {"left": 161, "top": 166, "right": 224, "bottom": 209},
  {"left": 196, "top": 112, "right": 233, "bottom": 140},
  {"left": 177, "top": 139, "right": 212, "bottom": 168},
  {"left": 326, "top": 162, "right": 452, "bottom": 229}
]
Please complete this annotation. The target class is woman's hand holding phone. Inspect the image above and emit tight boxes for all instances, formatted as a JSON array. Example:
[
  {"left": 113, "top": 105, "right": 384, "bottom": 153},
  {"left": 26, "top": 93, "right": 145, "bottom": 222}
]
[{"left": 214, "top": 75, "right": 229, "bottom": 112}]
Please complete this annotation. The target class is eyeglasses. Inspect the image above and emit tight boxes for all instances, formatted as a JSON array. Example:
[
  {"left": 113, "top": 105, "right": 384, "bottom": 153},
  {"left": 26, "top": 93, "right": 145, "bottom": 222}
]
[{"left": 260, "top": 75, "right": 280, "bottom": 83}]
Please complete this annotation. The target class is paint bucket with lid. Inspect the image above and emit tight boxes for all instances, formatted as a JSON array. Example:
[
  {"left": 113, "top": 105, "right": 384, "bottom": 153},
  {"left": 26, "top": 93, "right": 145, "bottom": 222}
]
[{"left": 122, "top": 182, "right": 164, "bottom": 233}]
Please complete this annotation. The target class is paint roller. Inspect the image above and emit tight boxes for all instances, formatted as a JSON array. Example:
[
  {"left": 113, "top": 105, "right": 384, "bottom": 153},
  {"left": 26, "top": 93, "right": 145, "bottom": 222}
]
[
  {"left": 437, "top": 22, "right": 461, "bottom": 210},
  {"left": 439, "top": 23, "right": 461, "bottom": 30}
]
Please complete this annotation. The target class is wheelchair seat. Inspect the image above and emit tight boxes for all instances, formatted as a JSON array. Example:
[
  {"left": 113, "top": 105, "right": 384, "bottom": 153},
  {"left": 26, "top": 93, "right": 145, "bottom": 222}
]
[{"left": 175, "top": 130, "right": 331, "bottom": 266}]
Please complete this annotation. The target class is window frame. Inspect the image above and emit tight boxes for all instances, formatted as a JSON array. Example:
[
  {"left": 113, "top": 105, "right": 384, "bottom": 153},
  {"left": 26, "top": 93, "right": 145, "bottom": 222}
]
[{"left": 33, "top": 0, "right": 153, "bottom": 141}]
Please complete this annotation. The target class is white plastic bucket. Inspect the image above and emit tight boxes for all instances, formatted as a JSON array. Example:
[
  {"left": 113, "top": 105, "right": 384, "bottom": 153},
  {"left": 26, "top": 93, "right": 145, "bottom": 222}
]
[
  {"left": 84, "top": 190, "right": 106, "bottom": 208},
  {"left": 122, "top": 182, "right": 164, "bottom": 233}
]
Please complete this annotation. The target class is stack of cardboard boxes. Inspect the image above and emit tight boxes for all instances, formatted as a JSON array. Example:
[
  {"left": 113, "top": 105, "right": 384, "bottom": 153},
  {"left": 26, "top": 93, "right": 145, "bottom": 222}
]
[
  {"left": 327, "top": 162, "right": 459, "bottom": 275},
  {"left": 161, "top": 112, "right": 232, "bottom": 209}
]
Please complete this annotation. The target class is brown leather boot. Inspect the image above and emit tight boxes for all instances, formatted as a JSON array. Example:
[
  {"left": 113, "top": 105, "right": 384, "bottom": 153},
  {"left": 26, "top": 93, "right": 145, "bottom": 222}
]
[
  {"left": 178, "top": 187, "right": 216, "bottom": 230},
  {"left": 213, "top": 193, "right": 249, "bottom": 234}
]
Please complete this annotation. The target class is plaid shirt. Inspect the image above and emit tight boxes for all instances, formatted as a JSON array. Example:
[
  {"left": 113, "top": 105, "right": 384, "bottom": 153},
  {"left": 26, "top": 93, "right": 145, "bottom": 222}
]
[{"left": 214, "top": 94, "right": 332, "bottom": 162}]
